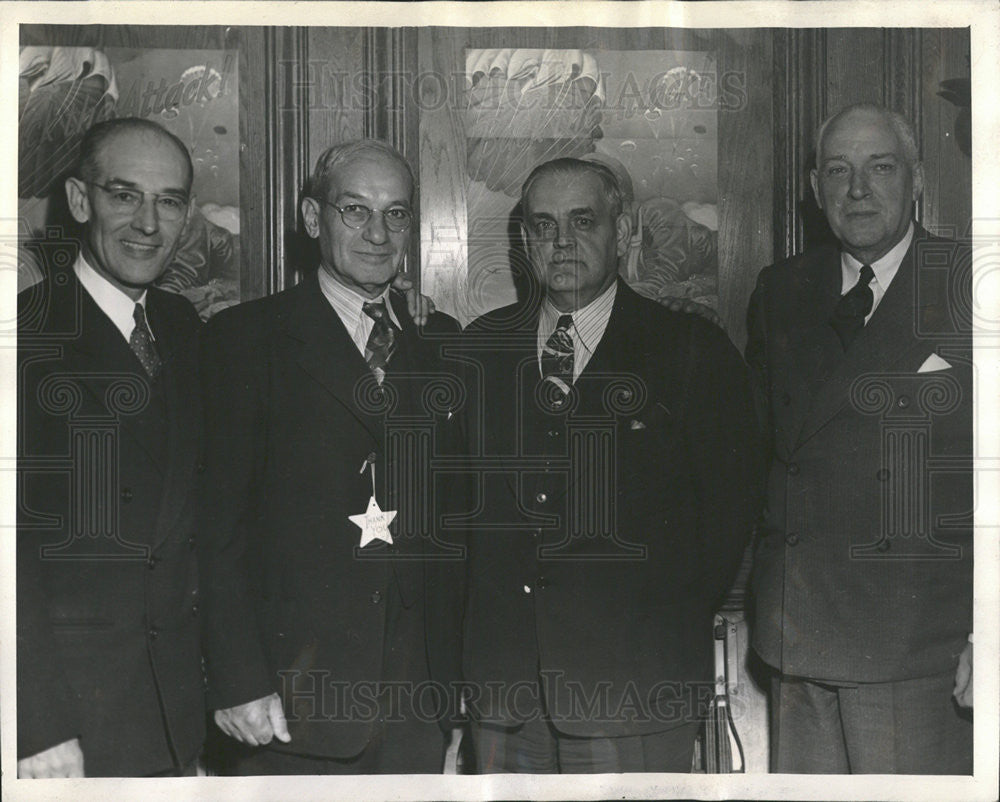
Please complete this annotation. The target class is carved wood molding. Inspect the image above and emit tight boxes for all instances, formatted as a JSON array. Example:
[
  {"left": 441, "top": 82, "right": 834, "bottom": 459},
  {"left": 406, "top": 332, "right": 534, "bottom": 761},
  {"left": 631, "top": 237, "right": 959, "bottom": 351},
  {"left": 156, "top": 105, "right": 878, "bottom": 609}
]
[
  {"left": 261, "top": 27, "right": 310, "bottom": 293},
  {"left": 773, "top": 28, "right": 827, "bottom": 260}
]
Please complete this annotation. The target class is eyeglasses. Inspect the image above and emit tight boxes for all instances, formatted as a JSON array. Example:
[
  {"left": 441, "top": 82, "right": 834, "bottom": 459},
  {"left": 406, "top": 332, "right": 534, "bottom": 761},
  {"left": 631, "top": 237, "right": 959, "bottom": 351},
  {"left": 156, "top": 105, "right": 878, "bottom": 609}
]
[
  {"left": 86, "top": 181, "right": 190, "bottom": 222},
  {"left": 319, "top": 200, "right": 412, "bottom": 233}
]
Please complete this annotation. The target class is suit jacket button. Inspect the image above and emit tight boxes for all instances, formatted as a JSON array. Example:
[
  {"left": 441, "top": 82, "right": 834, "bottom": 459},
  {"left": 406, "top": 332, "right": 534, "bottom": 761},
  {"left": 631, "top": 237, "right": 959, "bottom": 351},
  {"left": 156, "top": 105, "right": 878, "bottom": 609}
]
[
  {"left": 188, "top": 536, "right": 197, "bottom": 549},
  {"left": 784, "top": 532, "right": 799, "bottom": 546},
  {"left": 148, "top": 628, "right": 159, "bottom": 640},
  {"left": 120, "top": 487, "right": 133, "bottom": 502},
  {"left": 780, "top": 392, "right": 791, "bottom": 406},
  {"left": 536, "top": 576, "right": 549, "bottom": 589},
  {"left": 547, "top": 429, "right": 560, "bottom": 438},
  {"left": 196, "top": 461, "right": 206, "bottom": 474},
  {"left": 897, "top": 395, "right": 910, "bottom": 408},
  {"left": 191, "top": 604, "right": 199, "bottom": 616},
  {"left": 147, "top": 555, "right": 159, "bottom": 570},
  {"left": 787, "top": 462, "right": 800, "bottom": 476},
  {"left": 876, "top": 468, "right": 890, "bottom": 481},
  {"left": 536, "top": 492, "right": 547, "bottom": 503},
  {"left": 371, "top": 590, "right": 382, "bottom": 604}
]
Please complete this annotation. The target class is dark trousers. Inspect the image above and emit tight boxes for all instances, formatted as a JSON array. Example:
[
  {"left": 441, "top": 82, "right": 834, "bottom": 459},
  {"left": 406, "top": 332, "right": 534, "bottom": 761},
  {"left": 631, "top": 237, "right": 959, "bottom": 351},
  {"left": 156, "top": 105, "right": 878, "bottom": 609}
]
[
  {"left": 472, "top": 716, "right": 699, "bottom": 774},
  {"left": 771, "top": 670, "right": 972, "bottom": 774},
  {"left": 231, "top": 714, "right": 446, "bottom": 775},
  {"left": 225, "top": 578, "right": 446, "bottom": 775}
]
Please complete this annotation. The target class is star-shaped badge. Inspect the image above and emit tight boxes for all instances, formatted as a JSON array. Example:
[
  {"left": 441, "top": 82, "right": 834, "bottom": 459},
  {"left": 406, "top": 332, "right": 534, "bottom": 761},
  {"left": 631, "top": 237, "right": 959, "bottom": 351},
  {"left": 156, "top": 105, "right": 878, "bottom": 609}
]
[{"left": 349, "top": 496, "right": 397, "bottom": 548}]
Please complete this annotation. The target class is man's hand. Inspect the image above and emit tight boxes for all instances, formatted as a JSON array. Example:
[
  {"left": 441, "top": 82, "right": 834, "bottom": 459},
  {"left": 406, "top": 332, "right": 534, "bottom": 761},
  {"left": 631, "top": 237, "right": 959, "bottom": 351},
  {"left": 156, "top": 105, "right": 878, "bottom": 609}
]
[
  {"left": 17, "top": 738, "right": 85, "bottom": 778},
  {"left": 391, "top": 274, "right": 436, "bottom": 326},
  {"left": 954, "top": 641, "right": 973, "bottom": 708},
  {"left": 658, "top": 296, "right": 723, "bottom": 328},
  {"left": 214, "top": 692, "right": 291, "bottom": 746}
]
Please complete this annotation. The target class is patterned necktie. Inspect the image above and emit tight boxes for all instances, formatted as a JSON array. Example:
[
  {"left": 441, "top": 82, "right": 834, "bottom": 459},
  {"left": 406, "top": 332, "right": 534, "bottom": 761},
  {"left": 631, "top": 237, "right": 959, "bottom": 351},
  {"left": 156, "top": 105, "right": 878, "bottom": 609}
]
[
  {"left": 362, "top": 300, "right": 397, "bottom": 381},
  {"left": 829, "top": 263, "right": 875, "bottom": 351},
  {"left": 540, "top": 313, "right": 575, "bottom": 393},
  {"left": 130, "top": 302, "right": 161, "bottom": 379}
]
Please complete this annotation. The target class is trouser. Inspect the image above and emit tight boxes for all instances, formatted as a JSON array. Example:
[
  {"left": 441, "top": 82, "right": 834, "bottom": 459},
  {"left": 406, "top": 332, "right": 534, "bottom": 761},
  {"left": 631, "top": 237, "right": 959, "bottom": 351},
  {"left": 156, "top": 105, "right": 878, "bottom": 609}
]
[
  {"left": 770, "top": 670, "right": 973, "bottom": 774},
  {"left": 231, "top": 716, "right": 445, "bottom": 775},
  {"left": 471, "top": 715, "right": 699, "bottom": 774}
]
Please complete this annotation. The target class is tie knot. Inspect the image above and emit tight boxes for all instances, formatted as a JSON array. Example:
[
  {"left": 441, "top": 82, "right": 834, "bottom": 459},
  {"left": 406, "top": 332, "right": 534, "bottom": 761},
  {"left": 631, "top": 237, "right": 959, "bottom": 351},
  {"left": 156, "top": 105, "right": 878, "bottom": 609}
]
[
  {"left": 133, "top": 302, "right": 149, "bottom": 327},
  {"left": 859, "top": 264, "right": 875, "bottom": 285},
  {"left": 555, "top": 314, "right": 574, "bottom": 332},
  {"left": 363, "top": 300, "right": 387, "bottom": 322}
]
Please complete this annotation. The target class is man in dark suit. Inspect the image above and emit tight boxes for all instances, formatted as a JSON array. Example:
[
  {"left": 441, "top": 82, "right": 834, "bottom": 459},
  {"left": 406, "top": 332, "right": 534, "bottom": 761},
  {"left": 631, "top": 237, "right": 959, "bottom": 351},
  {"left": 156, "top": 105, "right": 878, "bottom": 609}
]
[
  {"left": 199, "top": 139, "right": 466, "bottom": 774},
  {"left": 460, "top": 157, "right": 762, "bottom": 773},
  {"left": 17, "top": 117, "right": 205, "bottom": 777},
  {"left": 746, "top": 103, "right": 973, "bottom": 774}
]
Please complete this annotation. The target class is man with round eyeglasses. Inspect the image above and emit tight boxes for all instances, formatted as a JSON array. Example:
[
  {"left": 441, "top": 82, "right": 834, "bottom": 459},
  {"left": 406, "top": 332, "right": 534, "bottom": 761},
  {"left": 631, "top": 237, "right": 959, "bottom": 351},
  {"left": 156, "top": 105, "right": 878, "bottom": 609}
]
[{"left": 199, "top": 139, "right": 467, "bottom": 774}]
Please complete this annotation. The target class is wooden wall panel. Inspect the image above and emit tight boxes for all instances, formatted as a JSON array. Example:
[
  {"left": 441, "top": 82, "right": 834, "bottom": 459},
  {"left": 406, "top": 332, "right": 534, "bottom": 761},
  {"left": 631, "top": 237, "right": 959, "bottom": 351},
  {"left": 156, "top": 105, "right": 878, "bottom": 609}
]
[
  {"left": 920, "top": 28, "right": 972, "bottom": 238},
  {"left": 307, "top": 27, "right": 367, "bottom": 160},
  {"left": 240, "top": 26, "right": 270, "bottom": 301},
  {"left": 826, "top": 29, "right": 886, "bottom": 113},
  {"left": 717, "top": 28, "right": 773, "bottom": 346}
]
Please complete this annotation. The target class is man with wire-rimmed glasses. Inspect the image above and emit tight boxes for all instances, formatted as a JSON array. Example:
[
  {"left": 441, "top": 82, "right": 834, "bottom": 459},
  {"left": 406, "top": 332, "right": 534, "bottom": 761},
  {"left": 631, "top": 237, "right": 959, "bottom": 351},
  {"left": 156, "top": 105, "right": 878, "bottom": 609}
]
[
  {"left": 17, "top": 117, "right": 206, "bottom": 777},
  {"left": 198, "top": 139, "right": 467, "bottom": 774}
]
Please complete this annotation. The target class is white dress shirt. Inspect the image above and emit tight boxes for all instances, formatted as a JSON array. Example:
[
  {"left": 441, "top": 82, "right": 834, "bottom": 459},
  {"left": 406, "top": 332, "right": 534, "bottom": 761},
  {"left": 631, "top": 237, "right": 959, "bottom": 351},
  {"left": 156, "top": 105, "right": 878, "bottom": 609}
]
[
  {"left": 537, "top": 280, "right": 617, "bottom": 382},
  {"left": 317, "top": 267, "right": 402, "bottom": 357},
  {"left": 840, "top": 221, "right": 914, "bottom": 323},
  {"left": 74, "top": 253, "right": 152, "bottom": 343}
]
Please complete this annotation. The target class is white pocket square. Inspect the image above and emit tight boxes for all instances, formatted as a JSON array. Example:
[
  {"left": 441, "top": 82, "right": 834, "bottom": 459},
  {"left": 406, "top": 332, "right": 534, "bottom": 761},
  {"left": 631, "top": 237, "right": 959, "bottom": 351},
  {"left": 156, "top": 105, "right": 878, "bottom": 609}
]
[{"left": 918, "top": 353, "right": 952, "bottom": 373}]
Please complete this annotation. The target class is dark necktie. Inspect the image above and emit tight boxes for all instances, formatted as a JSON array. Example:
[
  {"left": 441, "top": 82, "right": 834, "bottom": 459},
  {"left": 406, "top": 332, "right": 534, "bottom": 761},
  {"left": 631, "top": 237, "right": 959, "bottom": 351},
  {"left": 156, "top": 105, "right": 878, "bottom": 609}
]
[
  {"left": 829, "top": 264, "right": 875, "bottom": 351},
  {"left": 540, "top": 313, "right": 575, "bottom": 393},
  {"left": 130, "top": 303, "right": 161, "bottom": 379},
  {"left": 362, "top": 300, "right": 397, "bottom": 379}
]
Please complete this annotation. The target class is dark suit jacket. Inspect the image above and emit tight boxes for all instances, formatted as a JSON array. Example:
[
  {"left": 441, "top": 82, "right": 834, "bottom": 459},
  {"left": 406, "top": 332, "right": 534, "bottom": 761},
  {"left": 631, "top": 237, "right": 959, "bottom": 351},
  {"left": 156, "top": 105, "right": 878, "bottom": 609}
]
[
  {"left": 745, "top": 227, "right": 973, "bottom": 683},
  {"left": 459, "top": 280, "right": 762, "bottom": 738},
  {"left": 198, "top": 271, "right": 467, "bottom": 760},
  {"left": 17, "top": 271, "right": 205, "bottom": 776}
]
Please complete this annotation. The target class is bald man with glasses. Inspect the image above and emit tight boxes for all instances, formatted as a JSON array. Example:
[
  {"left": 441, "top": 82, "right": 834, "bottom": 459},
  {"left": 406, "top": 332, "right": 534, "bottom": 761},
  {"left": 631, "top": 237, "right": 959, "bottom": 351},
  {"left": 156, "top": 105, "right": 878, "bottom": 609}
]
[
  {"left": 198, "top": 139, "right": 467, "bottom": 774},
  {"left": 17, "top": 117, "right": 205, "bottom": 777}
]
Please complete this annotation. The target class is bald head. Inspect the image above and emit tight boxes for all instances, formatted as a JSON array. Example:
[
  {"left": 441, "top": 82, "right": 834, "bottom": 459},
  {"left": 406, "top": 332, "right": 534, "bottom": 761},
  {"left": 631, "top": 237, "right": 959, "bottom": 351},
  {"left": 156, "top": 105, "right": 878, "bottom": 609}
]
[
  {"left": 76, "top": 117, "right": 194, "bottom": 191},
  {"left": 815, "top": 103, "right": 919, "bottom": 169}
]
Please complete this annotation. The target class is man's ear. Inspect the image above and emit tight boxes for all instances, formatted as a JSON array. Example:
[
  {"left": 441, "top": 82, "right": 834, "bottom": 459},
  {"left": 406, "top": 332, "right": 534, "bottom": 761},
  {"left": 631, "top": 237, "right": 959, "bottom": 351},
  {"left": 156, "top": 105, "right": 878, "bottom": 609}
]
[
  {"left": 809, "top": 168, "right": 822, "bottom": 210},
  {"left": 519, "top": 222, "right": 530, "bottom": 252},
  {"left": 65, "top": 177, "right": 91, "bottom": 224},
  {"left": 181, "top": 195, "right": 196, "bottom": 235},
  {"left": 615, "top": 211, "right": 632, "bottom": 259},
  {"left": 911, "top": 161, "right": 925, "bottom": 200},
  {"left": 301, "top": 197, "right": 321, "bottom": 239}
]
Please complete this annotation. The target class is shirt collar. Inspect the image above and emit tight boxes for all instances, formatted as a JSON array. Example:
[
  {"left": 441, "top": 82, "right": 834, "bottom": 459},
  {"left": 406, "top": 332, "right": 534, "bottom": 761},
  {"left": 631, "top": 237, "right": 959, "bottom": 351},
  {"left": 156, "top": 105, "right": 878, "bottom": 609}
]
[
  {"left": 539, "top": 280, "right": 617, "bottom": 356},
  {"left": 73, "top": 252, "right": 149, "bottom": 342},
  {"left": 841, "top": 221, "right": 915, "bottom": 291},
  {"left": 317, "top": 267, "right": 402, "bottom": 330}
]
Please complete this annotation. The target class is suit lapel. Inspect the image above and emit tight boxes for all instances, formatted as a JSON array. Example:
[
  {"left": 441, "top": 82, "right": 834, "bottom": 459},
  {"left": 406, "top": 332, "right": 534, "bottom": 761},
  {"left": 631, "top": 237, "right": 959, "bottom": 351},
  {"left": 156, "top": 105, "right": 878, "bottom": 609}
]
[
  {"left": 288, "top": 273, "right": 384, "bottom": 451},
  {"left": 775, "top": 247, "right": 844, "bottom": 452},
  {"left": 579, "top": 280, "right": 642, "bottom": 383},
  {"left": 63, "top": 276, "right": 168, "bottom": 473},
  {"left": 796, "top": 235, "right": 923, "bottom": 447},
  {"left": 144, "top": 291, "right": 200, "bottom": 550}
]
